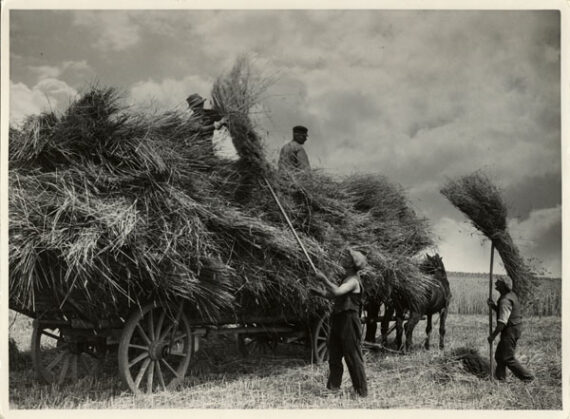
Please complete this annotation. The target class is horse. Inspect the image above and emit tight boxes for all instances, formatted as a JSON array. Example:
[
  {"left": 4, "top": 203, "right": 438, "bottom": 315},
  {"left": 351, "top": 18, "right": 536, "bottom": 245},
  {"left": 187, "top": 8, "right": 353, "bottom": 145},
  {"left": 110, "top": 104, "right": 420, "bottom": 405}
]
[{"left": 378, "top": 253, "right": 451, "bottom": 351}]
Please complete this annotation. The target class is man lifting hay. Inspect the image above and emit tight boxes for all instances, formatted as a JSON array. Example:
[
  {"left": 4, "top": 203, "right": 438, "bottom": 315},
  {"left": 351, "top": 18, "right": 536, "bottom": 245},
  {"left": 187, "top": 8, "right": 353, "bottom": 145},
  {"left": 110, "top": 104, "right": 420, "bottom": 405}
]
[
  {"left": 488, "top": 276, "right": 534, "bottom": 382},
  {"left": 312, "top": 248, "right": 368, "bottom": 397}
]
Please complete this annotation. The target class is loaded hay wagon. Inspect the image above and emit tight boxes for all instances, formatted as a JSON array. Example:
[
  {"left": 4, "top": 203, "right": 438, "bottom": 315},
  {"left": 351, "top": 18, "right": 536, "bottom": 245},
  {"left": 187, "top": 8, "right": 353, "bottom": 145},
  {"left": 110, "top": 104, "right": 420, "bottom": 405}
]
[
  {"left": 12, "top": 288, "right": 332, "bottom": 394},
  {"left": 9, "top": 58, "right": 434, "bottom": 394}
]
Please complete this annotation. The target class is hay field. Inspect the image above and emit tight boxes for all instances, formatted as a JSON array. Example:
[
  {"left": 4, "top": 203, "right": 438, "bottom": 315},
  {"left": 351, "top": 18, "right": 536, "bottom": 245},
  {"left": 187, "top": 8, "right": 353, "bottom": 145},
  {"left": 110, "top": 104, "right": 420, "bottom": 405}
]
[
  {"left": 447, "top": 273, "right": 561, "bottom": 316},
  {"left": 9, "top": 309, "right": 561, "bottom": 409}
]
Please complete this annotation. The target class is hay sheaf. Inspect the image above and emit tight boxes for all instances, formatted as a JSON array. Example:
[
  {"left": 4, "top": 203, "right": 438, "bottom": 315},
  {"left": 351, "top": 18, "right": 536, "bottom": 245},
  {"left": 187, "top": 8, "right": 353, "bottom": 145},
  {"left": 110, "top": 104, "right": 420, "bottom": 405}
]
[
  {"left": 441, "top": 171, "right": 537, "bottom": 306},
  {"left": 10, "top": 64, "right": 434, "bottom": 324}
]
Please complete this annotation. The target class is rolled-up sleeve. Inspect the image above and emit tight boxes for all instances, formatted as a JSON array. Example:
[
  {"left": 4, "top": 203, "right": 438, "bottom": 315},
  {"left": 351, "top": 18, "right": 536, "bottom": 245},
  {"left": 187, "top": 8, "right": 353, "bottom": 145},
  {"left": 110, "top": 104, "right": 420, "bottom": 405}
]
[{"left": 497, "top": 298, "right": 512, "bottom": 325}]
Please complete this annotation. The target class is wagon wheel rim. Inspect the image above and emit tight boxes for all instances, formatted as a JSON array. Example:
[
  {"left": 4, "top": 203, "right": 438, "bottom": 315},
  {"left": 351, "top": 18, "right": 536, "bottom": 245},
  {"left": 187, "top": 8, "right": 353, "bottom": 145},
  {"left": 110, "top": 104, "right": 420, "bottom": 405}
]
[
  {"left": 31, "top": 324, "right": 104, "bottom": 385},
  {"left": 118, "top": 303, "right": 193, "bottom": 394},
  {"left": 312, "top": 314, "right": 330, "bottom": 363}
]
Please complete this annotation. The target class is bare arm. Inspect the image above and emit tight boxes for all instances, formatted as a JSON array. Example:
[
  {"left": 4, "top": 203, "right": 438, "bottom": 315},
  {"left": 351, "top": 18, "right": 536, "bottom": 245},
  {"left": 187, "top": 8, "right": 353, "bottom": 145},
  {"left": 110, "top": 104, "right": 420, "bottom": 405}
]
[{"left": 316, "top": 271, "right": 358, "bottom": 297}]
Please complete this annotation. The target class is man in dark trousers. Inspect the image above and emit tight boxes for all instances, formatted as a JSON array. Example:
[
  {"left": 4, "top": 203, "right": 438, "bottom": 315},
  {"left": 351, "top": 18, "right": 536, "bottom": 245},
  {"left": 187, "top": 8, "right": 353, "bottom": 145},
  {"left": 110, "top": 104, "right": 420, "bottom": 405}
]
[
  {"left": 278, "top": 125, "right": 311, "bottom": 172},
  {"left": 488, "top": 276, "right": 534, "bottom": 382},
  {"left": 313, "top": 249, "right": 368, "bottom": 397}
]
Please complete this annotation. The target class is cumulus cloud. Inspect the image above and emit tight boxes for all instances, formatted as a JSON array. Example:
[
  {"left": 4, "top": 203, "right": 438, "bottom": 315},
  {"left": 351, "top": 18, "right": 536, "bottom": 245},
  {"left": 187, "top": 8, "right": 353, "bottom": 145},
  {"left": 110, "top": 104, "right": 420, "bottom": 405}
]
[
  {"left": 10, "top": 79, "right": 78, "bottom": 126},
  {"left": 433, "top": 217, "right": 503, "bottom": 274},
  {"left": 434, "top": 205, "right": 561, "bottom": 277},
  {"left": 129, "top": 75, "right": 213, "bottom": 111}
]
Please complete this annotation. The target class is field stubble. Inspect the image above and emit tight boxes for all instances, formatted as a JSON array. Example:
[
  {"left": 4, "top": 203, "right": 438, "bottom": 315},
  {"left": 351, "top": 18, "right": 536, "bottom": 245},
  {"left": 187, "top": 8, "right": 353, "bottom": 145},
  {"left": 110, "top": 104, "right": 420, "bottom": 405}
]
[{"left": 9, "top": 309, "right": 561, "bottom": 409}]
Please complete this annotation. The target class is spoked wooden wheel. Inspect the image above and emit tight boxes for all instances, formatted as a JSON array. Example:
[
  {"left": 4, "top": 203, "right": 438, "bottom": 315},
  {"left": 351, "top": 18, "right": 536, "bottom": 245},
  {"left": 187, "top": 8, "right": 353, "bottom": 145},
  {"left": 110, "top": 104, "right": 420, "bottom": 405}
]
[
  {"left": 237, "top": 334, "right": 279, "bottom": 357},
  {"left": 312, "top": 314, "right": 330, "bottom": 363},
  {"left": 31, "top": 323, "right": 105, "bottom": 385},
  {"left": 118, "top": 303, "right": 193, "bottom": 394}
]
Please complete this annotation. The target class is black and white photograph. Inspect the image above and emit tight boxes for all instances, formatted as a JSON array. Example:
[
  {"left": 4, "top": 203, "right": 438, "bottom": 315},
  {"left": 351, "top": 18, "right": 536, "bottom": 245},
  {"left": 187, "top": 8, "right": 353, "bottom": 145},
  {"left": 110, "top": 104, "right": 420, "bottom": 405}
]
[{"left": 2, "top": 0, "right": 567, "bottom": 414}]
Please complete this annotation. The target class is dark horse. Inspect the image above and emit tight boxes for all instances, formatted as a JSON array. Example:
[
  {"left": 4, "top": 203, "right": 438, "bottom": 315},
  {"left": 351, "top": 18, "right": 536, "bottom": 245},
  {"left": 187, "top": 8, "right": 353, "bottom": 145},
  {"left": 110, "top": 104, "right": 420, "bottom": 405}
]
[{"left": 365, "top": 254, "right": 450, "bottom": 351}]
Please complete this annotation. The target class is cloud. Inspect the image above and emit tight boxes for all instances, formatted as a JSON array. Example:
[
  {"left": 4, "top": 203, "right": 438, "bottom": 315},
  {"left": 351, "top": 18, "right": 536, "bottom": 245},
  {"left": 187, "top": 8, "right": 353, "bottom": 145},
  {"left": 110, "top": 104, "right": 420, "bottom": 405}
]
[
  {"left": 508, "top": 206, "right": 561, "bottom": 276},
  {"left": 434, "top": 205, "right": 561, "bottom": 277},
  {"left": 129, "top": 75, "right": 212, "bottom": 111},
  {"left": 433, "top": 217, "right": 501, "bottom": 274},
  {"left": 29, "top": 65, "right": 62, "bottom": 80},
  {"left": 28, "top": 60, "right": 93, "bottom": 84},
  {"left": 10, "top": 79, "right": 78, "bottom": 126},
  {"left": 72, "top": 12, "right": 140, "bottom": 51}
]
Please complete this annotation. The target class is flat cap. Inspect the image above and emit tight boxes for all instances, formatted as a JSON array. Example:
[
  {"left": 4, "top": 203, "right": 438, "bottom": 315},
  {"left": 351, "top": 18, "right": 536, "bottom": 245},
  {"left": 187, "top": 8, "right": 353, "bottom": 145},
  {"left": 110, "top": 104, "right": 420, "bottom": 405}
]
[{"left": 293, "top": 125, "right": 308, "bottom": 134}]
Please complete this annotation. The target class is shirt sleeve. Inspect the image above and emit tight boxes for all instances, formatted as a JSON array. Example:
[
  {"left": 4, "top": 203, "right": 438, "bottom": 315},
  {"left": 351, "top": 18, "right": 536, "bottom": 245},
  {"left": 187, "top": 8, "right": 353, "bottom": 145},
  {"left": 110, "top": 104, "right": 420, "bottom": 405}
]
[
  {"left": 296, "top": 147, "right": 311, "bottom": 170},
  {"left": 497, "top": 298, "right": 513, "bottom": 325}
]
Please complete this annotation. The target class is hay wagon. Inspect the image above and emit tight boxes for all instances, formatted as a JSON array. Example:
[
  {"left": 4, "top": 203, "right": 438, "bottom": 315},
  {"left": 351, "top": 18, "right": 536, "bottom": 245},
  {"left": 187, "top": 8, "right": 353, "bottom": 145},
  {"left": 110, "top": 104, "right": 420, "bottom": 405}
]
[{"left": 14, "top": 294, "right": 333, "bottom": 394}]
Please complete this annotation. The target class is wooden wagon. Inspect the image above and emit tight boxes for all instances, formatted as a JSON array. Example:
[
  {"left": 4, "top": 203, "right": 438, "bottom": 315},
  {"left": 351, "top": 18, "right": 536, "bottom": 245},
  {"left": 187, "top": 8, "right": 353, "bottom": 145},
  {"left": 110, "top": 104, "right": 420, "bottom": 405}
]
[{"left": 12, "top": 293, "right": 335, "bottom": 394}]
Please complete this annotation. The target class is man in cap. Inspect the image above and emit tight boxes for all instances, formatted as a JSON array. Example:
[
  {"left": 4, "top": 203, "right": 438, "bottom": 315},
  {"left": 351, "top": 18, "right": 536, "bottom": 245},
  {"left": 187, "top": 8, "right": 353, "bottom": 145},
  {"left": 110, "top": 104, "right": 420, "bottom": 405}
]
[
  {"left": 278, "top": 125, "right": 311, "bottom": 173},
  {"left": 186, "top": 93, "right": 227, "bottom": 153},
  {"left": 312, "top": 248, "right": 368, "bottom": 397},
  {"left": 487, "top": 276, "right": 534, "bottom": 382}
]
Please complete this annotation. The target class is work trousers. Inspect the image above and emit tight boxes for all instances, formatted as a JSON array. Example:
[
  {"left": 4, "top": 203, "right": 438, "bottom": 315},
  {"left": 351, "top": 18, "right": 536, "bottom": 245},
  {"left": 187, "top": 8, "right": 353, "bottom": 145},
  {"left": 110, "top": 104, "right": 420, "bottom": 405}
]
[
  {"left": 495, "top": 324, "right": 534, "bottom": 381},
  {"left": 327, "top": 310, "right": 368, "bottom": 397}
]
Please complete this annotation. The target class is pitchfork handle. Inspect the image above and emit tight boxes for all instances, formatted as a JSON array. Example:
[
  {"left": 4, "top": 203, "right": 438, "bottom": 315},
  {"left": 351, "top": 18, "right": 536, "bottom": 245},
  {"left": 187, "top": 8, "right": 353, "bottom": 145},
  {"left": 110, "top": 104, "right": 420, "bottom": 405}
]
[{"left": 263, "top": 177, "right": 318, "bottom": 274}]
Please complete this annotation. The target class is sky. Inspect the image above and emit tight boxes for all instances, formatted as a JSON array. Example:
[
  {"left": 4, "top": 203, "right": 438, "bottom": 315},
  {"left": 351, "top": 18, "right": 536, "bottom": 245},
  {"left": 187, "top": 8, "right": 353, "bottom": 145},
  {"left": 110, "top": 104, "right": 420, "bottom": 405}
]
[{"left": 7, "top": 9, "right": 562, "bottom": 276}]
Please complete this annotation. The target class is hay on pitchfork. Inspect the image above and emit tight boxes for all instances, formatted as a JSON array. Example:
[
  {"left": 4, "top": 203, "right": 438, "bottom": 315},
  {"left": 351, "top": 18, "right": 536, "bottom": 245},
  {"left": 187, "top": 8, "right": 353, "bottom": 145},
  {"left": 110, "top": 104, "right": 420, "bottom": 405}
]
[{"left": 441, "top": 171, "right": 537, "bottom": 305}]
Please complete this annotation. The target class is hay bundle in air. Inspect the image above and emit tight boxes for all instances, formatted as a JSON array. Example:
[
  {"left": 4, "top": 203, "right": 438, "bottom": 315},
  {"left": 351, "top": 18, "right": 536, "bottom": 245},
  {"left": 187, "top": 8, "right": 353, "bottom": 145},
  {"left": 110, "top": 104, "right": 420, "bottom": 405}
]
[
  {"left": 441, "top": 171, "right": 537, "bottom": 305},
  {"left": 9, "top": 58, "right": 435, "bottom": 325}
]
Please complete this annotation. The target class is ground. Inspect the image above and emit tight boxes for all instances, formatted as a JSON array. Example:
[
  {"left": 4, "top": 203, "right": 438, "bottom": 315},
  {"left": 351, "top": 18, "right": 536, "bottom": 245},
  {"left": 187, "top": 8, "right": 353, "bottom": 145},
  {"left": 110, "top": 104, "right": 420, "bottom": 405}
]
[{"left": 8, "top": 312, "right": 561, "bottom": 409}]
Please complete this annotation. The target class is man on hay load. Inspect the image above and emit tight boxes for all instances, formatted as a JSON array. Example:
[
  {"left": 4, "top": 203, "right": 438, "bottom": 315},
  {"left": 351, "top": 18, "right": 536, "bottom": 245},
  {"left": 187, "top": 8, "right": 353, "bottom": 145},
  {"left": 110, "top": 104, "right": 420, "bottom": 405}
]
[
  {"left": 278, "top": 125, "right": 311, "bottom": 173},
  {"left": 186, "top": 93, "right": 228, "bottom": 153},
  {"left": 487, "top": 276, "right": 534, "bottom": 382},
  {"left": 312, "top": 248, "right": 368, "bottom": 398}
]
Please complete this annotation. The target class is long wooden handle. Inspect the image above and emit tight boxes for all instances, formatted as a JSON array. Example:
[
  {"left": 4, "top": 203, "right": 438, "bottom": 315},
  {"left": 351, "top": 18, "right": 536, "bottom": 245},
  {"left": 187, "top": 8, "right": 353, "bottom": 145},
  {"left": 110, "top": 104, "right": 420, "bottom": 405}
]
[
  {"left": 263, "top": 177, "right": 318, "bottom": 274},
  {"left": 489, "top": 242, "right": 495, "bottom": 381}
]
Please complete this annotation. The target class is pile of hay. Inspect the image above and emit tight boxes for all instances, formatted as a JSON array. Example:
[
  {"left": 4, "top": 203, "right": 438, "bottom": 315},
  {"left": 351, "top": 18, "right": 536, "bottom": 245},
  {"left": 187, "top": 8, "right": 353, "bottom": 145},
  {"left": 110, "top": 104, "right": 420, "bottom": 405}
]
[
  {"left": 433, "top": 347, "right": 491, "bottom": 383},
  {"left": 9, "top": 59, "right": 433, "bottom": 326},
  {"left": 441, "top": 171, "right": 537, "bottom": 305}
]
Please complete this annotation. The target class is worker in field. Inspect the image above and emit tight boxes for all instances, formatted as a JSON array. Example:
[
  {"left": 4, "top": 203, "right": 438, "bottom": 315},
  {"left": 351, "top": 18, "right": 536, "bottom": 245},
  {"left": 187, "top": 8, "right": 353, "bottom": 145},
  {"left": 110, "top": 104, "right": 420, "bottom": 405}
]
[
  {"left": 186, "top": 93, "right": 228, "bottom": 154},
  {"left": 278, "top": 125, "right": 311, "bottom": 173},
  {"left": 487, "top": 276, "right": 534, "bottom": 382},
  {"left": 312, "top": 248, "right": 368, "bottom": 397}
]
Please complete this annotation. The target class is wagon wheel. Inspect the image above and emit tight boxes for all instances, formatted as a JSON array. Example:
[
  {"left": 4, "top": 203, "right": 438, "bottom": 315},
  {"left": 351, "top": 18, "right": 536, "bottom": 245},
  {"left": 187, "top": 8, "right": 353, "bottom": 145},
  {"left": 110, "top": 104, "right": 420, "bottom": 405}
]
[
  {"left": 311, "top": 314, "right": 330, "bottom": 363},
  {"left": 31, "top": 323, "right": 106, "bottom": 385},
  {"left": 118, "top": 303, "right": 193, "bottom": 394},
  {"left": 237, "top": 334, "right": 279, "bottom": 357}
]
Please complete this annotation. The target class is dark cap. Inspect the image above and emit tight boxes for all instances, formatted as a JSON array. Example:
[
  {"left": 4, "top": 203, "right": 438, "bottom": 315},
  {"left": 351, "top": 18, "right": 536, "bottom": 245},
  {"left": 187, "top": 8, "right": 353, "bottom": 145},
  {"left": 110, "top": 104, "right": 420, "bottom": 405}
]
[
  {"left": 186, "top": 93, "right": 206, "bottom": 108},
  {"left": 293, "top": 125, "right": 308, "bottom": 134},
  {"left": 496, "top": 276, "right": 513, "bottom": 291}
]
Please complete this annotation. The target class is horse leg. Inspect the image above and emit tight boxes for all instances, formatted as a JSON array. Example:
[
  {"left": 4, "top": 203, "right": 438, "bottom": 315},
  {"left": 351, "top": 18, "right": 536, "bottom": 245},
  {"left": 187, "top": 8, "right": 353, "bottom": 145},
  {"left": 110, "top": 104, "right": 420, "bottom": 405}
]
[
  {"left": 425, "top": 313, "right": 432, "bottom": 350},
  {"left": 395, "top": 309, "right": 404, "bottom": 350},
  {"left": 439, "top": 307, "right": 448, "bottom": 349},
  {"left": 364, "top": 301, "right": 380, "bottom": 343},
  {"left": 381, "top": 304, "right": 394, "bottom": 346},
  {"left": 405, "top": 312, "right": 421, "bottom": 352}
]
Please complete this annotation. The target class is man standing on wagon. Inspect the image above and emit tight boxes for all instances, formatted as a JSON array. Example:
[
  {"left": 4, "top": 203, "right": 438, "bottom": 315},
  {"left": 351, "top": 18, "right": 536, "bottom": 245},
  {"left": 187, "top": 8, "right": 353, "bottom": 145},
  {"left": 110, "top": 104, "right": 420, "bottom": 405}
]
[
  {"left": 312, "top": 248, "right": 368, "bottom": 397},
  {"left": 186, "top": 93, "right": 228, "bottom": 154},
  {"left": 278, "top": 125, "right": 311, "bottom": 173},
  {"left": 487, "top": 276, "right": 534, "bottom": 382}
]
